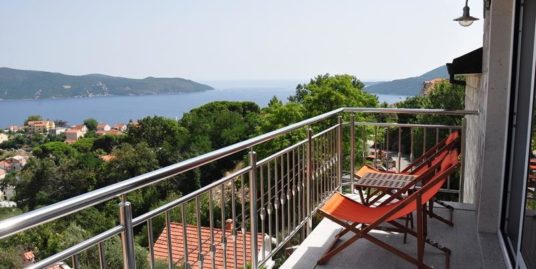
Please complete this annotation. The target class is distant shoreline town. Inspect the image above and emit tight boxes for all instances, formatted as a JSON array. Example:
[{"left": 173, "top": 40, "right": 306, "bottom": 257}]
[
  {"left": 0, "top": 118, "right": 130, "bottom": 202},
  {"left": 6, "top": 120, "right": 128, "bottom": 144}
]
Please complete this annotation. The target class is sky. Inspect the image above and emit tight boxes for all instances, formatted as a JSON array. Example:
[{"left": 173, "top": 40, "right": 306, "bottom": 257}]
[{"left": 0, "top": 0, "right": 483, "bottom": 81}]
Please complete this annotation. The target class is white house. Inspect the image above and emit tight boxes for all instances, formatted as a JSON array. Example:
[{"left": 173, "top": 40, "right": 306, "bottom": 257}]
[
  {"left": 97, "top": 123, "right": 111, "bottom": 132},
  {"left": 49, "top": 127, "right": 67, "bottom": 135},
  {"left": 0, "top": 133, "right": 8, "bottom": 144},
  {"left": 65, "top": 129, "right": 83, "bottom": 144}
]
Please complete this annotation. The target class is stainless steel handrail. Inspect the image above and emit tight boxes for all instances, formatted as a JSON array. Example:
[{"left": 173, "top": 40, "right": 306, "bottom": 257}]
[
  {"left": 0, "top": 107, "right": 477, "bottom": 239},
  {"left": 342, "top": 107, "right": 478, "bottom": 115},
  {"left": 352, "top": 122, "right": 462, "bottom": 129}
]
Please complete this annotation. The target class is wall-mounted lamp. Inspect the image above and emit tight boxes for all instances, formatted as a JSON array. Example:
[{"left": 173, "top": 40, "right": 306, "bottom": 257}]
[{"left": 454, "top": 0, "right": 479, "bottom": 27}]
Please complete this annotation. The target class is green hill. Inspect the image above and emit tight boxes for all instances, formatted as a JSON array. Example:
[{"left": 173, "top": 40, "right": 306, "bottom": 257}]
[
  {"left": 365, "top": 66, "right": 448, "bottom": 96},
  {"left": 0, "top": 67, "right": 213, "bottom": 100}
]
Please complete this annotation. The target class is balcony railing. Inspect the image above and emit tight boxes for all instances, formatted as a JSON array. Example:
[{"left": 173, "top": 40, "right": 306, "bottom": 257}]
[{"left": 0, "top": 107, "right": 477, "bottom": 269}]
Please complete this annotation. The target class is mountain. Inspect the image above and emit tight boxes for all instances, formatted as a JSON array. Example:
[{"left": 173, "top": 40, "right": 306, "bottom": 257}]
[
  {"left": 365, "top": 65, "right": 449, "bottom": 96},
  {"left": 0, "top": 68, "right": 213, "bottom": 100}
]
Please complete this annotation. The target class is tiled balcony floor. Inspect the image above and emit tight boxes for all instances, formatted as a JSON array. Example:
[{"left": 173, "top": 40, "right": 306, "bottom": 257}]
[{"left": 281, "top": 201, "right": 506, "bottom": 269}]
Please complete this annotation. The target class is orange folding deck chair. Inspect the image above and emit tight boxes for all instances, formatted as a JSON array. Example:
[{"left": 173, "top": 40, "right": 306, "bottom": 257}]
[
  {"left": 355, "top": 131, "right": 460, "bottom": 226},
  {"left": 317, "top": 161, "right": 460, "bottom": 269},
  {"left": 338, "top": 148, "right": 459, "bottom": 245},
  {"left": 355, "top": 130, "right": 460, "bottom": 178}
]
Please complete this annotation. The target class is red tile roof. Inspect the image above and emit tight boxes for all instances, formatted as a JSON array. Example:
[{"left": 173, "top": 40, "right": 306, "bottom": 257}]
[
  {"left": 100, "top": 154, "right": 116, "bottom": 162},
  {"left": 22, "top": 251, "right": 34, "bottom": 262},
  {"left": 27, "top": 121, "right": 47, "bottom": 127},
  {"left": 65, "top": 129, "right": 81, "bottom": 134},
  {"left": 71, "top": 125, "right": 86, "bottom": 130},
  {"left": 113, "top": 123, "right": 126, "bottom": 129},
  {"left": 0, "top": 161, "right": 11, "bottom": 170},
  {"left": 154, "top": 222, "right": 264, "bottom": 269}
]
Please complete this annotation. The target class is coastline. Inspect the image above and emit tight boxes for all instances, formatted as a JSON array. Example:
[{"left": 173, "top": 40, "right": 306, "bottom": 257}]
[{"left": 0, "top": 88, "right": 215, "bottom": 102}]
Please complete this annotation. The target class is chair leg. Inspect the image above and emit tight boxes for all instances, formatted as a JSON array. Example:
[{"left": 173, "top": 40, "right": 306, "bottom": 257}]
[
  {"left": 335, "top": 222, "right": 360, "bottom": 239},
  {"left": 390, "top": 220, "right": 451, "bottom": 269},
  {"left": 417, "top": 197, "right": 425, "bottom": 269},
  {"left": 317, "top": 232, "right": 363, "bottom": 265},
  {"left": 404, "top": 214, "right": 410, "bottom": 244},
  {"left": 363, "top": 234, "right": 433, "bottom": 269},
  {"left": 428, "top": 198, "right": 454, "bottom": 226}
]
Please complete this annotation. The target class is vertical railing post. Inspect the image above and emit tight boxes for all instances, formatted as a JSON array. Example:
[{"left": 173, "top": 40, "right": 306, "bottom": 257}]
[
  {"left": 306, "top": 128, "right": 313, "bottom": 235},
  {"left": 98, "top": 241, "right": 107, "bottom": 269},
  {"left": 147, "top": 220, "right": 155, "bottom": 269},
  {"left": 249, "top": 150, "right": 259, "bottom": 269},
  {"left": 350, "top": 114, "right": 355, "bottom": 193},
  {"left": 119, "top": 199, "right": 136, "bottom": 269},
  {"left": 397, "top": 127, "right": 402, "bottom": 173},
  {"left": 460, "top": 118, "right": 467, "bottom": 203},
  {"left": 71, "top": 254, "right": 80, "bottom": 269},
  {"left": 362, "top": 126, "right": 366, "bottom": 164},
  {"left": 337, "top": 116, "right": 343, "bottom": 192}
]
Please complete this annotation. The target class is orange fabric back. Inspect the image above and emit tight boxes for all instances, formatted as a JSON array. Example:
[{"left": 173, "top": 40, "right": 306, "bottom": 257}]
[
  {"left": 390, "top": 149, "right": 459, "bottom": 220},
  {"left": 402, "top": 130, "right": 459, "bottom": 173},
  {"left": 410, "top": 148, "right": 448, "bottom": 176},
  {"left": 408, "top": 131, "right": 459, "bottom": 175},
  {"left": 445, "top": 130, "right": 460, "bottom": 144}
]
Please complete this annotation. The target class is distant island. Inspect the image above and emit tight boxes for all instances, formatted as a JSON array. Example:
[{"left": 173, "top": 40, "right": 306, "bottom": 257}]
[
  {"left": 0, "top": 67, "right": 213, "bottom": 100},
  {"left": 365, "top": 65, "right": 448, "bottom": 96}
]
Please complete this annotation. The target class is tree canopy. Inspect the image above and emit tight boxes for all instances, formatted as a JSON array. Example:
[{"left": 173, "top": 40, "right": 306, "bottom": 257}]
[
  {"left": 83, "top": 118, "right": 98, "bottom": 132},
  {"left": 289, "top": 74, "right": 378, "bottom": 117}
]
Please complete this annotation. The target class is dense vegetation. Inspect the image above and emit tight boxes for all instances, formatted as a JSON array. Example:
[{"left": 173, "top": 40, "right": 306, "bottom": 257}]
[{"left": 0, "top": 67, "right": 213, "bottom": 100}]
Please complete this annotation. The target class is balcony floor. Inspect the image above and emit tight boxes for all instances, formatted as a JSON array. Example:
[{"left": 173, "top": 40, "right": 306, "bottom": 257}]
[{"left": 281, "top": 199, "right": 506, "bottom": 269}]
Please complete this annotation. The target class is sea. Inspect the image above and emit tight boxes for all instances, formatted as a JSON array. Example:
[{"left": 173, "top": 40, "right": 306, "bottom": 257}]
[{"left": 0, "top": 84, "right": 409, "bottom": 128}]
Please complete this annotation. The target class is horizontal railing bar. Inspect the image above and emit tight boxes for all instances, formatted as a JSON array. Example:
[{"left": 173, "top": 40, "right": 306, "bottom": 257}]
[
  {"left": 352, "top": 122, "right": 462, "bottom": 129},
  {"left": 342, "top": 107, "right": 478, "bottom": 115},
  {"left": 26, "top": 226, "right": 123, "bottom": 269},
  {"left": 0, "top": 108, "right": 344, "bottom": 239},
  {"left": 312, "top": 124, "right": 339, "bottom": 138},
  {"left": 133, "top": 166, "right": 251, "bottom": 226}
]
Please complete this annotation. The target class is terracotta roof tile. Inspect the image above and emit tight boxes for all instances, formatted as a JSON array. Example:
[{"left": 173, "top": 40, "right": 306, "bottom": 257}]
[{"left": 154, "top": 223, "right": 264, "bottom": 269}]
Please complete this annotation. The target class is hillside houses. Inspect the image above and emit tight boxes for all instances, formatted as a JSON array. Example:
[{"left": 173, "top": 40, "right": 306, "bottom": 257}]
[
  {"left": 49, "top": 127, "right": 67, "bottom": 135},
  {"left": 113, "top": 123, "right": 127, "bottom": 132},
  {"left": 0, "top": 133, "right": 8, "bottom": 143},
  {"left": 26, "top": 120, "right": 55, "bottom": 133},
  {"left": 96, "top": 123, "right": 126, "bottom": 136},
  {"left": 64, "top": 128, "right": 84, "bottom": 144},
  {"left": 64, "top": 122, "right": 127, "bottom": 143},
  {"left": 3, "top": 117, "right": 127, "bottom": 144},
  {"left": 96, "top": 123, "right": 111, "bottom": 132},
  {"left": 0, "top": 155, "right": 28, "bottom": 172},
  {"left": 7, "top": 125, "right": 23, "bottom": 132}
]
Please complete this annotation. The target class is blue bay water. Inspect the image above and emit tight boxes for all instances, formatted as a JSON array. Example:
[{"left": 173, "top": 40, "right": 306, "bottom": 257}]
[{"left": 0, "top": 87, "right": 409, "bottom": 128}]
